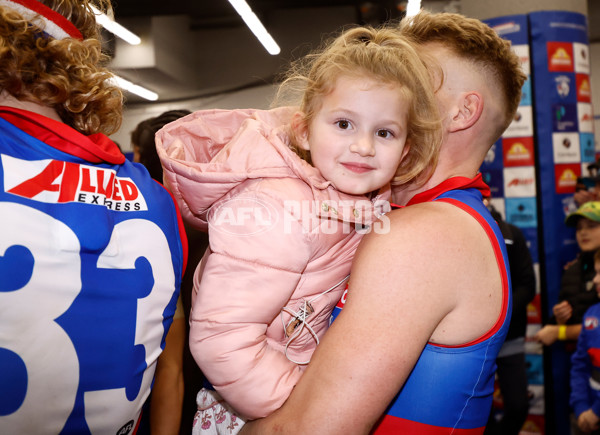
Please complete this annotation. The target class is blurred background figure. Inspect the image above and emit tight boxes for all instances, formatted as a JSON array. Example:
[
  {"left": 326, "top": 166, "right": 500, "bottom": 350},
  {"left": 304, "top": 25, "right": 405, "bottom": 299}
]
[
  {"left": 484, "top": 198, "right": 536, "bottom": 435},
  {"left": 130, "top": 109, "right": 209, "bottom": 434},
  {"left": 569, "top": 249, "right": 600, "bottom": 435},
  {"left": 574, "top": 160, "right": 600, "bottom": 207},
  {"left": 131, "top": 110, "right": 192, "bottom": 181},
  {"left": 535, "top": 201, "right": 600, "bottom": 434}
]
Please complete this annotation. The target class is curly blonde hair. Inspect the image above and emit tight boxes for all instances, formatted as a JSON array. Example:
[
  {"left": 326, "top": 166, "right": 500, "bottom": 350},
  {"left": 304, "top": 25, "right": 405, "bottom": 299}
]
[
  {"left": 275, "top": 25, "right": 442, "bottom": 187},
  {"left": 0, "top": 0, "right": 122, "bottom": 135}
]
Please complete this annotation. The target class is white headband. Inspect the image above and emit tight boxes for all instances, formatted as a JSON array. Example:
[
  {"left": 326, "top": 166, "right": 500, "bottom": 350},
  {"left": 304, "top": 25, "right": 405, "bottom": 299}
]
[{"left": 0, "top": 0, "right": 82, "bottom": 40}]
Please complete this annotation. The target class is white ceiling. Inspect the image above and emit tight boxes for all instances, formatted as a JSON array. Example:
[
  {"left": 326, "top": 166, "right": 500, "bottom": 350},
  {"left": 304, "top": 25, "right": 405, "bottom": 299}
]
[{"left": 106, "top": 0, "right": 600, "bottom": 105}]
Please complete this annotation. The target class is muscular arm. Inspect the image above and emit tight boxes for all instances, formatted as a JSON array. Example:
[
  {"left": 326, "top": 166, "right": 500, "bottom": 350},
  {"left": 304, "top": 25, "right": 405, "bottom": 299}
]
[
  {"left": 150, "top": 312, "right": 185, "bottom": 435},
  {"left": 242, "top": 202, "right": 503, "bottom": 433}
]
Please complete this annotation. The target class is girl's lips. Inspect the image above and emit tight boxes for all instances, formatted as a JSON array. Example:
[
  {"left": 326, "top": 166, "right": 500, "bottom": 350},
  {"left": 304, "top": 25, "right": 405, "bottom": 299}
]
[{"left": 341, "top": 162, "right": 374, "bottom": 173}]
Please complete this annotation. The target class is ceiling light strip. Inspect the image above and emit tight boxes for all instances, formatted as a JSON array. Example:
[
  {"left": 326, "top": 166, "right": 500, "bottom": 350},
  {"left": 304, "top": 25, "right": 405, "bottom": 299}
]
[
  {"left": 109, "top": 75, "right": 158, "bottom": 101},
  {"left": 228, "top": 0, "right": 280, "bottom": 55},
  {"left": 91, "top": 5, "right": 141, "bottom": 45},
  {"left": 405, "top": 0, "right": 422, "bottom": 17}
]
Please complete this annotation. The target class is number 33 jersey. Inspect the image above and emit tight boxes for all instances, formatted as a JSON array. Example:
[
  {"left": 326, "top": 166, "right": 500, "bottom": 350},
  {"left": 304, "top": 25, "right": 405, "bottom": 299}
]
[{"left": 0, "top": 107, "right": 187, "bottom": 434}]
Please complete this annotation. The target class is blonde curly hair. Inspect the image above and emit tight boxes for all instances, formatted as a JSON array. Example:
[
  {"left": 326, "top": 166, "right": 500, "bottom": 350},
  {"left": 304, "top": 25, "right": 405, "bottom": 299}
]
[{"left": 0, "top": 0, "right": 122, "bottom": 135}]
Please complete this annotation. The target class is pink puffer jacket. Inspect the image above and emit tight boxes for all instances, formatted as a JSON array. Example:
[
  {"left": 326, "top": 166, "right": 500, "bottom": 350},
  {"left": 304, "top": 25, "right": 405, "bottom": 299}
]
[{"left": 156, "top": 107, "right": 390, "bottom": 419}]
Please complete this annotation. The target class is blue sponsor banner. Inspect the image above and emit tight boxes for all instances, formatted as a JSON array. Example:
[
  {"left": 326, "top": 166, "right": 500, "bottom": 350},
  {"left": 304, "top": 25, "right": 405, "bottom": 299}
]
[
  {"left": 580, "top": 132, "right": 596, "bottom": 162},
  {"left": 552, "top": 73, "right": 577, "bottom": 103},
  {"left": 529, "top": 11, "right": 589, "bottom": 434},
  {"left": 521, "top": 76, "right": 532, "bottom": 106},
  {"left": 505, "top": 197, "right": 537, "bottom": 228},
  {"left": 552, "top": 103, "right": 579, "bottom": 132},
  {"left": 480, "top": 169, "right": 504, "bottom": 198},
  {"left": 526, "top": 354, "right": 545, "bottom": 386},
  {"left": 481, "top": 140, "right": 504, "bottom": 170},
  {"left": 485, "top": 14, "right": 529, "bottom": 45},
  {"left": 529, "top": 8, "right": 588, "bottom": 318}
]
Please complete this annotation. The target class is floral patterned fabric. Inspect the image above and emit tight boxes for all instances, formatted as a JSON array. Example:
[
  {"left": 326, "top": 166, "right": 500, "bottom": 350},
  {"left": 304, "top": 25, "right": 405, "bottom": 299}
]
[{"left": 192, "top": 389, "right": 246, "bottom": 435}]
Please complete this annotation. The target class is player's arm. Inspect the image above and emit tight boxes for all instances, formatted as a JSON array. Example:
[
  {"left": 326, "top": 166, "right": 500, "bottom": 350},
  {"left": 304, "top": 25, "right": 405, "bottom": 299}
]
[
  {"left": 242, "top": 202, "right": 476, "bottom": 434},
  {"left": 150, "top": 299, "right": 185, "bottom": 435}
]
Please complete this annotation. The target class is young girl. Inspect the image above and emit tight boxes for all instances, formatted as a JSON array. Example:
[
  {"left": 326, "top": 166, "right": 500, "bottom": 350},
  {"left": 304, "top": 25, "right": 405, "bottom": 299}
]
[{"left": 156, "top": 25, "right": 441, "bottom": 434}]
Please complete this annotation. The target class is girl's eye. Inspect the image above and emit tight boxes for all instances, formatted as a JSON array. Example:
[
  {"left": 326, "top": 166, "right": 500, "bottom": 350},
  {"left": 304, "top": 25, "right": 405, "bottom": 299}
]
[
  {"left": 336, "top": 120, "right": 350, "bottom": 129},
  {"left": 377, "top": 129, "right": 394, "bottom": 139}
]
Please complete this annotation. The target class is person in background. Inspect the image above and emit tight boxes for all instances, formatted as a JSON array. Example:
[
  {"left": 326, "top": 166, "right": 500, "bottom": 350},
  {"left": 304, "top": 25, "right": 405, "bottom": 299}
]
[
  {"left": 242, "top": 10, "right": 525, "bottom": 434},
  {"left": 484, "top": 200, "right": 536, "bottom": 435},
  {"left": 535, "top": 202, "right": 600, "bottom": 346},
  {"left": 535, "top": 201, "right": 600, "bottom": 435},
  {"left": 130, "top": 109, "right": 209, "bottom": 434},
  {"left": 0, "top": 1, "right": 187, "bottom": 433},
  {"left": 570, "top": 248, "right": 600, "bottom": 435},
  {"left": 131, "top": 110, "right": 192, "bottom": 182},
  {"left": 574, "top": 160, "right": 600, "bottom": 207},
  {"left": 157, "top": 24, "right": 442, "bottom": 434}
]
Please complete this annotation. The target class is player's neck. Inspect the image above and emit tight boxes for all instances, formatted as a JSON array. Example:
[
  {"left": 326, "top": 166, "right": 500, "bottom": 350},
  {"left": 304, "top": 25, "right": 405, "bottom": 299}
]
[
  {"left": 0, "top": 91, "right": 63, "bottom": 123},
  {"left": 392, "top": 144, "right": 480, "bottom": 205}
]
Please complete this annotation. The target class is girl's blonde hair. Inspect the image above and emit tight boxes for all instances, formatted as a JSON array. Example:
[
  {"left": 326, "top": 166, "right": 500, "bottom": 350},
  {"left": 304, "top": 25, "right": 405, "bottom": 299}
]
[
  {"left": 276, "top": 24, "right": 442, "bottom": 186},
  {"left": 0, "top": 0, "right": 123, "bottom": 135}
]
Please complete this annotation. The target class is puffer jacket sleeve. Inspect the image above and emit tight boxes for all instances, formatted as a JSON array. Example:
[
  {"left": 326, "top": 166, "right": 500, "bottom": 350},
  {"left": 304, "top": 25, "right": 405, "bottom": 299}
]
[{"left": 190, "top": 188, "right": 313, "bottom": 419}]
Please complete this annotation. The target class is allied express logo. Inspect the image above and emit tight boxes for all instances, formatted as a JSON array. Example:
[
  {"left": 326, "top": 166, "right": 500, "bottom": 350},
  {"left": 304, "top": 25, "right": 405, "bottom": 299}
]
[{"left": 2, "top": 155, "right": 147, "bottom": 211}]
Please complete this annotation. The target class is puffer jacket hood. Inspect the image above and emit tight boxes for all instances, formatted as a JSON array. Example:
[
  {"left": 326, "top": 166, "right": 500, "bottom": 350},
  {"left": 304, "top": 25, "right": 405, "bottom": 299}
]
[{"left": 156, "top": 107, "right": 389, "bottom": 231}]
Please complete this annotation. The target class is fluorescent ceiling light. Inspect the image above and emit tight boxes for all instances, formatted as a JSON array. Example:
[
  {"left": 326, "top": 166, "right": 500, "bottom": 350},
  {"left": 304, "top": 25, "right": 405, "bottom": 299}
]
[
  {"left": 228, "top": 0, "right": 280, "bottom": 55},
  {"left": 91, "top": 5, "right": 141, "bottom": 45},
  {"left": 406, "top": 0, "right": 421, "bottom": 17},
  {"left": 110, "top": 75, "right": 158, "bottom": 101}
]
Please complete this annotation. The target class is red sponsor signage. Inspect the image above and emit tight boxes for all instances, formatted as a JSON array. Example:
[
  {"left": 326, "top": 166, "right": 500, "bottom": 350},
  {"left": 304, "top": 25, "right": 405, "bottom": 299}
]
[
  {"left": 3, "top": 155, "right": 147, "bottom": 211},
  {"left": 547, "top": 42, "right": 574, "bottom": 72},
  {"left": 576, "top": 73, "right": 592, "bottom": 102},
  {"left": 527, "top": 294, "right": 542, "bottom": 324},
  {"left": 554, "top": 163, "right": 580, "bottom": 194},
  {"left": 503, "top": 137, "right": 535, "bottom": 167}
]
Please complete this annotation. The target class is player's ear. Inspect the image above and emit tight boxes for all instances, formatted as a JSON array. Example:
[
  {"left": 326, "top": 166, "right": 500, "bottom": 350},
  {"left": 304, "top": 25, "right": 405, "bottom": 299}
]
[
  {"left": 291, "top": 111, "right": 310, "bottom": 151},
  {"left": 448, "top": 92, "right": 483, "bottom": 132}
]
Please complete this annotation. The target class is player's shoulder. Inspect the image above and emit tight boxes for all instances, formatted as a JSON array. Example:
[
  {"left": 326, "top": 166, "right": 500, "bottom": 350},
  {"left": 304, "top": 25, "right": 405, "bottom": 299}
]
[
  {"left": 366, "top": 200, "right": 486, "bottom": 265},
  {"left": 387, "top": 200, "right": 470, "bottom": 233}
]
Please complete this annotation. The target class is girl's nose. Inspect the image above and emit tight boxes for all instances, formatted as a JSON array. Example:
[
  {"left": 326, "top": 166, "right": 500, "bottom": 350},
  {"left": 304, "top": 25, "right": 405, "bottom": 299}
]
[{"left": 349, "top": 135, "right": 375, "bottom": 157}]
